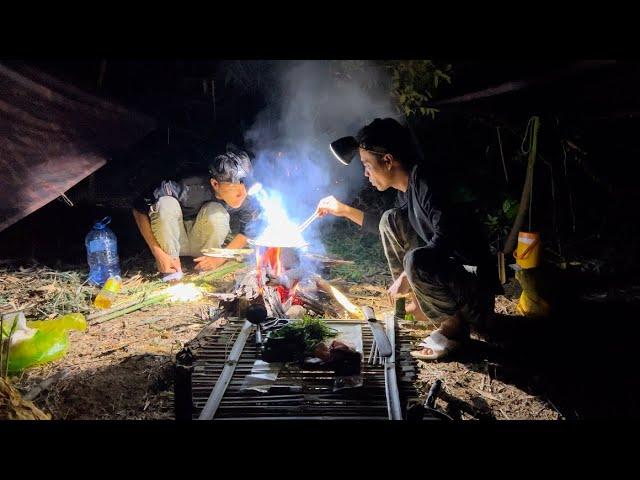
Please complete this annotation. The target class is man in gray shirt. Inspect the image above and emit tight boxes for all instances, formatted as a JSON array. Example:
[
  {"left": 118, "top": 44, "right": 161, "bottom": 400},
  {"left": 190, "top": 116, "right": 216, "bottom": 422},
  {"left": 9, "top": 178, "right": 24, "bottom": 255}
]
[
  {"left": 132, "top": 147, "right": 259, "bottom": 274},
  {"left": 319, "top": 119, "right": 499, "bottom": 360}
]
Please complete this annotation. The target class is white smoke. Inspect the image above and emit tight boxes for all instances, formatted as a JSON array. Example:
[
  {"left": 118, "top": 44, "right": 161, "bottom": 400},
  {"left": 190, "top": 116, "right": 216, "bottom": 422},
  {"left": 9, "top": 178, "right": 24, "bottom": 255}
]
[
  {"left": 244, "top": 60, "right": 401, "bottom": 250},
  {"left": 252, "top": 186, "right": 305, "bottom": 248}
]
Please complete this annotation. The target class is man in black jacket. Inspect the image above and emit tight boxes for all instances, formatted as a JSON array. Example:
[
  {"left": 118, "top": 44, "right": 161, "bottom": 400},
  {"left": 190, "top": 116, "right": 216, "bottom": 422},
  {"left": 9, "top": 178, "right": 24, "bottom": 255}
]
[
  {"left": 132, "top": 147, "right": 259, "bottom": 275},
  {"left": 319, "top": 118, "right": 498, "bottom": 360}
]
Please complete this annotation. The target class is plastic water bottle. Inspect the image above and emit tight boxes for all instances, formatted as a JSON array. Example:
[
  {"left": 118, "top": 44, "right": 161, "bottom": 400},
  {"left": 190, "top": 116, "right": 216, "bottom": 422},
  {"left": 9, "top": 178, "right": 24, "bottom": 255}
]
[
  {"left": 94, "top": 275, "right": 122, "bottom": 309},
  {"left": 85, "top": 216, "right": 121, "bottom": 286}
]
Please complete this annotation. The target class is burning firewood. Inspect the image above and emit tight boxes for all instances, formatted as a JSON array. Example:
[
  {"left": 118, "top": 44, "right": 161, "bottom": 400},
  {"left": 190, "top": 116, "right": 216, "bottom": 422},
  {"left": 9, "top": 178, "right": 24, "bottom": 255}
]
[
  {"left": 302, "top": 253, "right": 355, "bottom": 265},
  {"left": 314, "top": 276, "right": 364, "bottom": 319},
  {"left": 264, "top": 268, "right": 307, "bottom": 289},
  {"left": 295, "top": 289, "right": 338, "bottom": 318},
  {"left": 263, "top": 286, "right": 287, "bottom": 318}
]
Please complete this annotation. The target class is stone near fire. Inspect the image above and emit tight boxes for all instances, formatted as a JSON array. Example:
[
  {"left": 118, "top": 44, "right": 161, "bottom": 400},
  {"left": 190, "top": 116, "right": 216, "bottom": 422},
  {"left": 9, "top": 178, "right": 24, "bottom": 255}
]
[{"left": 285, "top": 305, "right": 307, "bottom": 319}]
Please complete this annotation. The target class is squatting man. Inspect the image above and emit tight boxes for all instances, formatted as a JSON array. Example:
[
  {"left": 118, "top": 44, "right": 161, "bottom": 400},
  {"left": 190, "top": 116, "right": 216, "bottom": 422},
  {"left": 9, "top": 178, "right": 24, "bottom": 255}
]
[
  {"left": 317, "top": 118, "right": 501, "bottom": 361},
  {"left": 132, "top": 147, "right": 260, "bottom": 276}
]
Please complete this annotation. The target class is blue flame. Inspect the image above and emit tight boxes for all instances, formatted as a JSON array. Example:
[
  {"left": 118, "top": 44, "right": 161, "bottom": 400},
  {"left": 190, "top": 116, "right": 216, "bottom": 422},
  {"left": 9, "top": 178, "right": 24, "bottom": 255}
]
[{"left": 251, "top": 184, "right": 306, "bottom": 247}]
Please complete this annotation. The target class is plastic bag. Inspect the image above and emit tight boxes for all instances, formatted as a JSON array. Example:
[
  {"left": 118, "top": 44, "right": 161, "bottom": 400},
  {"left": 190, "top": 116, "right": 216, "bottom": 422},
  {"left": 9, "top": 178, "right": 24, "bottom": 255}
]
[
  {"left": 1, "top": 312, "right": 87, "bottom": 373},
  {"left": 240, "top": 360, "right": 283, "bottom": 393}
]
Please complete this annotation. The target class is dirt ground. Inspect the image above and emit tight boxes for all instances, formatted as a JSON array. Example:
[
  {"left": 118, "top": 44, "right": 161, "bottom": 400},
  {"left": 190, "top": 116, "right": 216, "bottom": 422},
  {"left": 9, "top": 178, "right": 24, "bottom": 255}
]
[
  {"left": 348, "top": 282, "right": 560, "bottom": 420},
  {"left": 1, "top": 255, "right": 565, "bottom": 421},
  {"left": 9, "top": 294, "right": 211, "bottom": 420}
]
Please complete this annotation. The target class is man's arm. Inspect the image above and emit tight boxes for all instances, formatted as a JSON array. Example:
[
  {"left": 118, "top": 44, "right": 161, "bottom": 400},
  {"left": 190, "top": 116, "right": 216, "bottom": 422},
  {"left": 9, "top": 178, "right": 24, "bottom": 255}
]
[
  {"left": 226, "top": 233, "right": 248, "bottom": 249},
  {"left": 132, "top": 208, "right": 162, "bottom": 253},
  {"left": 316, "top": 196, "right": 363, "bottom": 225},
  {"left": 339, "top": 204, "right": 365, "bottom": 226},
  {"left": 316, "top": 195, "right": 385, "bottom": 234},
  {"left": 193, "top": 233, "right": 247, "bottom": 271},
  {"left": 132, "top": 208, "right": 181, "bottom": 273}
]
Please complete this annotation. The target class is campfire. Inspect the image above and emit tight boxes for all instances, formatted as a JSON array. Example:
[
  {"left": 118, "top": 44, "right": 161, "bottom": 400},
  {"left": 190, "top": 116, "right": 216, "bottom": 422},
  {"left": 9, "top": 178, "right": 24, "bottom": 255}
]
[
  {"left": 218, "top": 182, "right": 361, "bottom": 321},
  {"left": 251, "top": 227, "right": 365, "bottom": 320},
  {"left": 255, "top": 244, "right": 305, "bottom": 311}
]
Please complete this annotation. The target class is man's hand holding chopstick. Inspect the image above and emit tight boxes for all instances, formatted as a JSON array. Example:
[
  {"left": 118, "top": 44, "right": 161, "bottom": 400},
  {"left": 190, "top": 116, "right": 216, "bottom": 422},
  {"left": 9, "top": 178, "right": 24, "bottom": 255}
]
[
  {"left": 316, "top": 195, "right": 346, "bottom": 217},
  {"left": 315, "top": 195, "right": 365, "bottom": 227}
]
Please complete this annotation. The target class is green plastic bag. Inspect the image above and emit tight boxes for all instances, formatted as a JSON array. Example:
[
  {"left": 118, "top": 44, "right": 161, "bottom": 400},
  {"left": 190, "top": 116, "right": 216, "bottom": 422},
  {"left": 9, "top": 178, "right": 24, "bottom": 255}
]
[{"left": 1, "top": 312, "right": 87, "bottom": 373}]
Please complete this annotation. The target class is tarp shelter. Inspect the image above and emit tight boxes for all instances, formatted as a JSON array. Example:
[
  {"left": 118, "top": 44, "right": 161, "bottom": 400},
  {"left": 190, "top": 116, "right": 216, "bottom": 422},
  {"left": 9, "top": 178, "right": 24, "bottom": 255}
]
[{"left": 0, "top": 63, "right": 155, "bottom": 232}]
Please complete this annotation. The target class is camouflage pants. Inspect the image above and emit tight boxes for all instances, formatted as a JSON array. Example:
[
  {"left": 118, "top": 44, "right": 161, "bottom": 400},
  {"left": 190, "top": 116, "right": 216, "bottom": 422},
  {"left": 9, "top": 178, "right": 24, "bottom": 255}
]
[{"left": 379, "top": 207, "right": 494, "bottom": 328}]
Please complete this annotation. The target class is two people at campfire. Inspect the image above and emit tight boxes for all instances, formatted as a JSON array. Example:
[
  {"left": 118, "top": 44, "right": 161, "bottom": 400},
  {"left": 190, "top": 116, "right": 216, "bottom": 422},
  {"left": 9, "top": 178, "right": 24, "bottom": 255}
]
[
  {"left": 130, "top": 117, "right": 499, "bottom": 361},
  {"left": 319, "top": 118, "right": 501, "bottom": 361},
  {"left": 132, "top": 145, "right": 260, "bottom": 275}
]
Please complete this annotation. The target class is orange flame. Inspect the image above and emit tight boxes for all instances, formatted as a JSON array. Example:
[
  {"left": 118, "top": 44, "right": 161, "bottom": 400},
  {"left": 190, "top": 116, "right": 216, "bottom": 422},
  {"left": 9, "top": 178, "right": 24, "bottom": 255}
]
[{"left": 256, "top": 246, "right": 290, "bottom": 300}]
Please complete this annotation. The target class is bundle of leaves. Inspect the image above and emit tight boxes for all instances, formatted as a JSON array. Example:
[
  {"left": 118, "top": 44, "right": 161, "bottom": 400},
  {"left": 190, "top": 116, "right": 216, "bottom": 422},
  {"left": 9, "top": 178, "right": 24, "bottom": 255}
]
[{"left": 261, "top": 316, "right": 337, "bottom": 363}]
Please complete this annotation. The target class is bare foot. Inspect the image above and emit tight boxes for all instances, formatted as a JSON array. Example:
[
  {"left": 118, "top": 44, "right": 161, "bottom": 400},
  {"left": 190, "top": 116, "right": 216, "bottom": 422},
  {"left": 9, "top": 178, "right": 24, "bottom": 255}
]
[
  {"left": 410, "top": 306, "right": 429, "bottom": 322},
  {"left": 411, "top": 328, "right": 463, "bottom": 360},
  {"left": 412, "top": 347, "right": 435, "bottom": 356},
  {"left": 405, "top": 300, "right": 418, "bottom": 313},
  {"left": 406, "top": 293, "right": 429, "bottom": 322},
  {"left": 438, "top": 312, "right": 470, "bottom": 341}
]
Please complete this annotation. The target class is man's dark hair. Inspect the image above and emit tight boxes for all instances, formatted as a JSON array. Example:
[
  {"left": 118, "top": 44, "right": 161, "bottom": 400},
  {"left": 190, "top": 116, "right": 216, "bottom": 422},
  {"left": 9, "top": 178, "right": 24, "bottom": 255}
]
[
  {"left": 208, "top": 145, "right": 253, "bottom": 183},
  {"left": 356, "top": 118, "right": 417, "bottom": 169}
]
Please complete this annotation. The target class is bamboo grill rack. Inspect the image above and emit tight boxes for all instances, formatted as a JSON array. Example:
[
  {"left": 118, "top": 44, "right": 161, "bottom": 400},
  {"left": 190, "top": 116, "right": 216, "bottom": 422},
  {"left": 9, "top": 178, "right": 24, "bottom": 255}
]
[{"left": 175, "top": 313, "right": 417, "bottom": 420}]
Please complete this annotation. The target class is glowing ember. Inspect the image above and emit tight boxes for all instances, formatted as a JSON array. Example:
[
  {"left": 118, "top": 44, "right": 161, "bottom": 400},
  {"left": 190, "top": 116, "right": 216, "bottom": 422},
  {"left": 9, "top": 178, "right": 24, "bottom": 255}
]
[
  {"left": 329, "top": 285, "right": 364, "bottom": 319},
  {"left": 164, "top": 282, "right": 203, "bottom": 303},
  {"left": 256, "top": 246, "right": 297, "bottom": 303},
  {"left": 256, "top": 247, "right": 282, "bottom": 289}
]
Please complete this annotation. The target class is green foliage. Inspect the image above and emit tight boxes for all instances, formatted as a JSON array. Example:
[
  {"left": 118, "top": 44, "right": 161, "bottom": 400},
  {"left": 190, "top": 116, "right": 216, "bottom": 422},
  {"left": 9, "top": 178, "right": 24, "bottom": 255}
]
[
  {"left": 298, "top": 315, "right": 338, "bottom": 347},
  {"left": 332, "top": 60, "right": 452, "bottom": 120},
  {"left": 483, "top": 196, "right": 520, "bottom": 238},
  {"left": 263, "top": 317, "right": 338, "bottom": 361},
  {"left": 386, "top": 60, "right": 452, "bottom": 118},
  {"left": 321, "top": 220, "right": 388, "bottom": 282},
  {"left": 503, "top": 198, "right": 519, "bottom": 221}
]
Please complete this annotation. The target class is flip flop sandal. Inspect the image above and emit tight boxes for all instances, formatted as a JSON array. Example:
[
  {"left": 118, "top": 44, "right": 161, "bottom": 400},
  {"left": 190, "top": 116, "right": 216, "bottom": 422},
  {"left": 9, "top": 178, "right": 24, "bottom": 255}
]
[{"left": 410, "top": 330, "right": 460, "bottom": 361}]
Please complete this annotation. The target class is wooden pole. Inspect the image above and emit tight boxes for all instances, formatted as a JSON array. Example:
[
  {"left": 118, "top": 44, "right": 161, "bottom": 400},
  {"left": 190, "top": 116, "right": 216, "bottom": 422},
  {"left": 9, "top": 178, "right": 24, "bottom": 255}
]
[
  {"left": 503, "top": 117, "right": 541, "bottom": 256},
  {"left": 431, "top": 61, "right": 616, "bottom": 107}
]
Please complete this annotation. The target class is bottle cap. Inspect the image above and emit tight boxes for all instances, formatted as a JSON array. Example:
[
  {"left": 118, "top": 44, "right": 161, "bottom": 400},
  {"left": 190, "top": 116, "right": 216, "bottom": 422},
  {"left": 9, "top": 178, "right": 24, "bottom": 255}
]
[{"left": 93, "top": 216, "right": 112, "bottom": 230}]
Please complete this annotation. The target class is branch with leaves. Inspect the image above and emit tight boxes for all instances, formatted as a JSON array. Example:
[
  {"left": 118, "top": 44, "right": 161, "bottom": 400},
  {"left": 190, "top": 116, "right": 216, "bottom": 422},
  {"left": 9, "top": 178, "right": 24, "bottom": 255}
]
[
  {"left": 332, "top": 60, "right": 453, "bottom": 120},
  {"left": 385, "top": 60, "right": 452, "bottom": 118}
]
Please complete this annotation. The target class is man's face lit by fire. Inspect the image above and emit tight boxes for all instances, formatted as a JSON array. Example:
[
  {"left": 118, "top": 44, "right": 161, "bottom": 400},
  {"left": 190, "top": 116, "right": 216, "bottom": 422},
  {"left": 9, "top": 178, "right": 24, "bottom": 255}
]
[
  {"left": 359, "top": 148, "right": 395, "bottom": 191},
  {"left": 210, "top": 179, "right": 247, "bottom": 208}
]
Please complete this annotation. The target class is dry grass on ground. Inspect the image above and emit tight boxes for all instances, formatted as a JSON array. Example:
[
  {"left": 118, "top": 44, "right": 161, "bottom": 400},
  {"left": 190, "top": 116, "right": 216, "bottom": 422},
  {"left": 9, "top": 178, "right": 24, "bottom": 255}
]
[{"left": 2, "top": 259, "right": 558, "bottom": 420}]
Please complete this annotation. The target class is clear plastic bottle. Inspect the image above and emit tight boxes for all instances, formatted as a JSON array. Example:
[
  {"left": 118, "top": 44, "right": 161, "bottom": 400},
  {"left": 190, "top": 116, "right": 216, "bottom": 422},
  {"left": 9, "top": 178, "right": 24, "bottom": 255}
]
[
  {"left": 94, "top": 275, "right": 122, "bottom": 309},
  {"left": 85, "top": 216, "right": 121, "bottom": 286}
]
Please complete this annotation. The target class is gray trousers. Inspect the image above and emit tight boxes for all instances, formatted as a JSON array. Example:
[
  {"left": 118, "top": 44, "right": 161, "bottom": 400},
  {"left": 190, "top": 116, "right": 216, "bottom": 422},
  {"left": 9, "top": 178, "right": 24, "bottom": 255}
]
[
  {"left": 149, "top": 196, "right": 230, "bottom": 258},
  {"left": 379, "top": 207, "right": 494, "bottom": 328}
]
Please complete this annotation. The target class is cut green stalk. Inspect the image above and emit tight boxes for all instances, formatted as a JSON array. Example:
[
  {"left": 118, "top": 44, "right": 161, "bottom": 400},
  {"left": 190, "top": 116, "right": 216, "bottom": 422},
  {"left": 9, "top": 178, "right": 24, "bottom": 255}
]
[
  {"left": 194, "top": 262, "right": 246, "bottom": 283},
  {"left": 87, "top": 296, "right": 147, "bottom": 321},
  {"left": 92, "top": 294, "right": 170, "bottom": 325}
]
